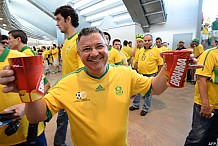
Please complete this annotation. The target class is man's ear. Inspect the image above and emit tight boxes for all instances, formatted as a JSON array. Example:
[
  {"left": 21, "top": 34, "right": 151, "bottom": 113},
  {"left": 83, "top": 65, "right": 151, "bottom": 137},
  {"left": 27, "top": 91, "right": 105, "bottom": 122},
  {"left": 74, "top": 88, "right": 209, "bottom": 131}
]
[
  {"left": 66, "top": 16, "right": 71, "bottom": 23},
  {"left": 17, "top": 37, "right": 21, "bottom": 42}
]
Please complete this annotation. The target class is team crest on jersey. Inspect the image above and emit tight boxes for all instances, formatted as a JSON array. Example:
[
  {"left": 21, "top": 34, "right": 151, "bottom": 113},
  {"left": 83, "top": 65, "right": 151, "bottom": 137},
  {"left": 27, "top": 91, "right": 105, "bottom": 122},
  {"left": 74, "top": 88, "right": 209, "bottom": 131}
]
[
  {"left": 115, "top": 86, "right": 123, "bottom": 96},
  {"left": 149, "top": 52, "right": 153, "bottom": 56},
  {"left": 74, "top": 91, "right": 90, "bottom": 102}
]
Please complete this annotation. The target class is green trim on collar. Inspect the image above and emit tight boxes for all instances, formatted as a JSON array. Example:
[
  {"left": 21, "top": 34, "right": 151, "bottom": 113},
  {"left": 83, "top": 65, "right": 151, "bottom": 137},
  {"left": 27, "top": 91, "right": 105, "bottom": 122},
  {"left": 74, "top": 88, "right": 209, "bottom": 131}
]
[
  {"left": 20, "top": 46, "right": 36, "bottom": 55},
  {"left": 0, "top": 46, "right": 10, "bottom": 62},
  {"left": 67, "top": 32, "right": 78, "bottom": 40},
  {"left": 108, "top": 46, "right": 112, "bottom": 51},
  {"left": 115, "top": 62, "right": 122, "bottom": 65},
  {"left": 84, "top": 64, "right": 109, "bottom": 79},
  {"left": 202, "top": 48, "right": 218, "bottom": 71}
]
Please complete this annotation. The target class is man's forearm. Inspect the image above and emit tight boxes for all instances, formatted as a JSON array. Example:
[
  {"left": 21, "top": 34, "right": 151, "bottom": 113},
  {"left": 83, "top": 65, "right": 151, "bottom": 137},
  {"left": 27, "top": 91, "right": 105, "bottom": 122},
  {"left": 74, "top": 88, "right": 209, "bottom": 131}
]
[
  {"left": 197, "top": 75, "right": 209, "bottom": 105},
  {"left": 25, "top": 99, "right": 48, "bottom": 123},
  {"left": 152, "top": 66, "right": 168, "bottom": 95}
]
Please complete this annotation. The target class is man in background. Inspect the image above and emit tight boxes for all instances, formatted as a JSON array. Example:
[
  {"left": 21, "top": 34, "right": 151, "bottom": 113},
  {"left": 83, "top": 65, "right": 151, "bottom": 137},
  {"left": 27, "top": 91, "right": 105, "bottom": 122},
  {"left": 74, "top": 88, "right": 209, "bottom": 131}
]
[
  {"left": 103, "top": 32, "right": 121, "bottom": 65},
  {"left": 53, "top": 5, "right": 83, "bottom": 146},
  {"left": 1, "top": 35, "right": 9, "bottom": 47},
  {"left": 113, "top": 39, "right": 128, "bottom": 66}
]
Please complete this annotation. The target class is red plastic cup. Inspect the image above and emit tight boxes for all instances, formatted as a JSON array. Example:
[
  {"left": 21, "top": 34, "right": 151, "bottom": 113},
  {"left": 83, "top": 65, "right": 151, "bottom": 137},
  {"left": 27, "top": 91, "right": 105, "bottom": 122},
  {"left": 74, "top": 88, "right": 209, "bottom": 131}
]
[
  {"left": 162, "top": 49, "right": 192, "bottom": 88},
  {"left": 8, "top": 56, "right": 44, "bottom": 102}
]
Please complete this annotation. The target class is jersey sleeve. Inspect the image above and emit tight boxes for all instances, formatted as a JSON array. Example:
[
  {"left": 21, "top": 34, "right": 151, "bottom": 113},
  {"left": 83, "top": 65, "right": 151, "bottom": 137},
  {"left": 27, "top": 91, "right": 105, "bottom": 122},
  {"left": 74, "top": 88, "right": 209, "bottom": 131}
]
[
  {"left": 43, "top": 84, "right": 63, "bottom": 116},
  {"left": 114, "top": 50, "right": 122, "bottom": 64}
]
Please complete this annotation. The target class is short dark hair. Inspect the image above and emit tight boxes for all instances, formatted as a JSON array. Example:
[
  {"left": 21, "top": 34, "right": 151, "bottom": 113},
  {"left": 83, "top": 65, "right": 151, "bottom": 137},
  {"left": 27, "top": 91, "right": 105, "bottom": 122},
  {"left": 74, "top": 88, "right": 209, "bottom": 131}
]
[
  {"left": 103, "top": 32, "right": 111, "bottom": 41},
  {"left": 77, "top": 27, "right": 107, "bottom": 45},
  {"left": 53, "top": 44, "right": 57, "bottom": 47},
  {"left": 112, "top": 39, "right": 121, "bottom": 45},
  {"left": 156, "top": 37, "right": 162, "bottom": 42},
  {"left": 128, "top": 41, "right": 132, "bottom": 44},
  {"left": 54, "top": 5, "right": 79, "bottom": 28},
  {"left": 123, "top": 40, "right": 128, "bottom": 46},
  {"left": 1, "top": 35, "right": 8, "bottom": 40},
  {"left": 145, "top": 34, "right": 153, "bottom": 40},
  {"left": 8, "top": 30, "right": 28, "bottom": 44}
]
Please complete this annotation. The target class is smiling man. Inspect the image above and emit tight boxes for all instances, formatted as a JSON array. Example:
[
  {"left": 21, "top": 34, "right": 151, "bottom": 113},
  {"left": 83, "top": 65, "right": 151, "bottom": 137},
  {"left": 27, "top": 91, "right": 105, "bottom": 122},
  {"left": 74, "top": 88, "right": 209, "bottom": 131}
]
[{"left": 0, "top": 27, "right": 202, "bottom": 146}]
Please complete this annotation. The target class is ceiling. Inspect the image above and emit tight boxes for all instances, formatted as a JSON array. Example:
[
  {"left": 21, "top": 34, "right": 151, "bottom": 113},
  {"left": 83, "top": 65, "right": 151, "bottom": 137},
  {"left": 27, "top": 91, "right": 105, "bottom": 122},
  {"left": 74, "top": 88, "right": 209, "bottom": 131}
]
[{"left": 0, "top": 0, "right": 167, "bottom": 41}]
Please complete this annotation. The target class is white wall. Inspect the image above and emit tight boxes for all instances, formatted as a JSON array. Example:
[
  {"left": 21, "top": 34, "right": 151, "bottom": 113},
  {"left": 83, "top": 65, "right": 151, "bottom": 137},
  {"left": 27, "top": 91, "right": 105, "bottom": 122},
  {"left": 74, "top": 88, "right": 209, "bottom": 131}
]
[
  {"left": 103, "top": 22, "right": 144, "bottom": 46},
  {"left": 149, "top": 0, "right": 200, "bottom": 49}
]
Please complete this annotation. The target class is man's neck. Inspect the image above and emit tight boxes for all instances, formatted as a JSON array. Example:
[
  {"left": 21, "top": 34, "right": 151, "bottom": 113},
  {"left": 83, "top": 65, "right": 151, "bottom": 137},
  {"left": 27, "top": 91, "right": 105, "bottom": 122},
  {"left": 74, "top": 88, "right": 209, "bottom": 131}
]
[
  {"left": 17, "top": 44, "right": 26, "bottom": 52},
  {"left": 65, "top": 26, "right": 76, "bottom": 38}
]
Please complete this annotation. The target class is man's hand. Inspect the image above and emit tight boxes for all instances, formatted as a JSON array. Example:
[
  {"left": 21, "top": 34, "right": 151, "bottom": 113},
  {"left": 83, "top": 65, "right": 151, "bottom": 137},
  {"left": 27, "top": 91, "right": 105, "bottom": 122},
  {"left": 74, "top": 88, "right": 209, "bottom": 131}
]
[
  {"left": 187, "top": 53, "right": 204, "bottom": 69},
  {"left": 200, "top": 104, "right": 214, "bottom": 119},
  {"left": 4, "top": 104, "right": 25, "bottom": 121},
  {"left": 0, "top": 65, "right": 18, "bottom": 93}
]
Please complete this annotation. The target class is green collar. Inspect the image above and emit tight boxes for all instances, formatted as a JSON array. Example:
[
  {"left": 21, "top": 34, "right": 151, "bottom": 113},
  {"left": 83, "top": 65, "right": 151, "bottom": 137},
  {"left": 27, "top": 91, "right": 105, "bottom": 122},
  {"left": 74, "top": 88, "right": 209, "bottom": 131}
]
[
  {"left": 0, "top": 46, "right": 10, "bottom": 62},
  {"left": 108, "top": 45, "right": 112, "bottom": 51},
  {"left": 67, "top": 32, "right": 78, "bottom": 40},
  {"left": 20, "top": 46, "right": 36, "bottom": 55},
  {"left": 20, "top": 46, "right": 30, "bottom": 52},
  {"left": 84, "top": 64, "right": 109, "bottom": 79}
]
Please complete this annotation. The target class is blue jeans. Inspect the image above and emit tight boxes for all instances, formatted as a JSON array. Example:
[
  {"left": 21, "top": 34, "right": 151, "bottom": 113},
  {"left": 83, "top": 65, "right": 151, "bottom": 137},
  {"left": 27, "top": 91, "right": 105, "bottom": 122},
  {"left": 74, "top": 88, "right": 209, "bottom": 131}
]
[
  {"left": 13, "top": 132, "right": 47, "bottom": 146},
  {"left": 54, "top": 109, "right": 69, "bottom": 146},
  {"left": 132, "top": 72, "right": 157, "bottom": 112},
  {"left": 184, "top": 103, "right": 218, "bottom": 146}
]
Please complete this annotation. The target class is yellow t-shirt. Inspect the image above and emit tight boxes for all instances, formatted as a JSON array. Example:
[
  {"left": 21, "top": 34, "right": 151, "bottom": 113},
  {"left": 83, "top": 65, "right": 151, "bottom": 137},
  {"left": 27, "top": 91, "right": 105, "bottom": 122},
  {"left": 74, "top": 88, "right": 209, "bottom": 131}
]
[
  {"left": 158, "top": 46, "right": 169, "bottom": 52},
  {"left": 20, "top": 46, "right": 35, "bottom": 56},
  {"left": 108, "top": 47, "right": 121, "bottom": 65},
  {"left": 193, "top": 44, "right": 204, "bottom": 58},
  {"left": 202, "top": 26, "right": 209, "bottom": 35},
  {"left": 42, "top": 50, "right": 49, "bottom": 59},
  {"left": 194, "top": 48, "right": 218, "bottom": 109},
  {"left": 120, "top": 51, "right": 128, "bottom": 65},
  {"left": 121, "top": 46, "right": 132, "bottom": 60},
  {"left": 62, "top": 33, "right": 84, "bottom": 75},
  {"left": 132, "top": 47, "right": 143, "bottom": 68},
  {"left": 136, "top": 47, "right": 163, "bottom": 74},
  {"left": 52, "top": 48, "right": 59, "bottom": 59},
  {"left": 0, "top": 47, "right": 44, "bottom": 145},
  {"left": 43, "top": 64, "right": 152, "bottom": 146}
]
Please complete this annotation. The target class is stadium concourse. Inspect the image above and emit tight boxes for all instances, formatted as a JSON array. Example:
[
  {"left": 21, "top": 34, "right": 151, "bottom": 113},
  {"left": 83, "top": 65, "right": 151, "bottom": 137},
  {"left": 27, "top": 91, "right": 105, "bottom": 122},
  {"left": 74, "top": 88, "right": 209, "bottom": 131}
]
[{"left": 44, "top": 70, "right": 194, "bottom": 146}]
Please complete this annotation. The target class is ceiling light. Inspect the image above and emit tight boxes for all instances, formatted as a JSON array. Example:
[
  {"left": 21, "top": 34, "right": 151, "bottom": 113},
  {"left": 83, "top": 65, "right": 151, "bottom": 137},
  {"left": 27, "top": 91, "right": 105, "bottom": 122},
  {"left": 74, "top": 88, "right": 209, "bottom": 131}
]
[
  {"left": 3, "top": 24, "right": 7, "bottom": 26},
  {"left": 0, "top": 18, "right": 3, "bottom": 20}
]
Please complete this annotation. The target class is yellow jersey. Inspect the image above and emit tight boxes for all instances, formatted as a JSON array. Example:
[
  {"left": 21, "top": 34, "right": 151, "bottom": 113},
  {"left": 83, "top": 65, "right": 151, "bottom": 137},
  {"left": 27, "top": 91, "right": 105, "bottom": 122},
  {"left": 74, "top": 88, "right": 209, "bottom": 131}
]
[
  {"left": 52, "top": 48, "right": 59, "bottom": 59},
  {"left": 158, "top": 46, "right": 169, "bottom": 52},
  {"left": 193, "top": 44, "right": 204, "bottom": 58},
  {"left": 121, "top": 46, "right": 132, "bottom": 60},
  {"left": 62, "top": 33, "right": 83, "bottom": 75},
  {"left": 136, "top": 47, "right": 163, "bottom": 74},
  {"left": 20, "top": 46, "right": 36, "bottom": 56},
  {"left": 0, "top": 47, "right": 44, "bottom": 145},
  {"left": 108, "top": 46, "right": 121, "bottom": 65},
  {"left": 44, "top": 64, "right": 152, "bottom": 146},
  {"left": 132, "top": 47, "right": 143, "bottom": 68},
  {"left": 194, "top": 48, "right": 218, "bottom": 109}
]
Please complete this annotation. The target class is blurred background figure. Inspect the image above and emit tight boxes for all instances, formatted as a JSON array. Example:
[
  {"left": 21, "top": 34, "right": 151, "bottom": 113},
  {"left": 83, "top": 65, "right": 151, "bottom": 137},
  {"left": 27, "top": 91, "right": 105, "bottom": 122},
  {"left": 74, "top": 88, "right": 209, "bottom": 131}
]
[{"left": 1, "top": 35, "right": 9, "bottom": 47}]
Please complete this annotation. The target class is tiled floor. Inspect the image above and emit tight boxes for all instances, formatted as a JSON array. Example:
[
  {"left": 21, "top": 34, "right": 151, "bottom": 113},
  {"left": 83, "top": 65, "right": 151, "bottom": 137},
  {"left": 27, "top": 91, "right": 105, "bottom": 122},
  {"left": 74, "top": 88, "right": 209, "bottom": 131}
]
[{"left": 44, "top": 71, "right": 195, "bottom": 146}]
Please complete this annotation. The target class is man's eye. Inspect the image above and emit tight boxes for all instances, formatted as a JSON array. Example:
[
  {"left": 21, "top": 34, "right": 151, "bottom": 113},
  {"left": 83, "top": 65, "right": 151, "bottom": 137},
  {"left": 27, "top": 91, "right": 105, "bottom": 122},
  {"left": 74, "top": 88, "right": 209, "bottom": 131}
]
[
  {"left": 96, "top": 45, "right": 104, "bottom": 50},
  {"left": 83, "top": 48, "right": 91, "bottom": 52}
]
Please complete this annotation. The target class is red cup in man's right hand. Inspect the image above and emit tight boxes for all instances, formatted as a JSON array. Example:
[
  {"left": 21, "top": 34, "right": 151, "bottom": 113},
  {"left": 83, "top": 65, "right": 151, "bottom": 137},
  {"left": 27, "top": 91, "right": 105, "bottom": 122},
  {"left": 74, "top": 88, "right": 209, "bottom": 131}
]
[
  {"left": 8, "top": 56, "right": 44, "bottom": 102},
  {"left": 162, "top": 49, "right": 192, "bottom": 88}
]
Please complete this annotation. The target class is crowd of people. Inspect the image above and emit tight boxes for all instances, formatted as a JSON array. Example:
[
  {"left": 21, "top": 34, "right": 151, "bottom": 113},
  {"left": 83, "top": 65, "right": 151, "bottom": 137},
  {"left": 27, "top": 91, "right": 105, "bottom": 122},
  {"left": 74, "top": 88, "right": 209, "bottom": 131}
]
[{"left": 0, "top": 5, "right": 217, "bottom": 146}]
